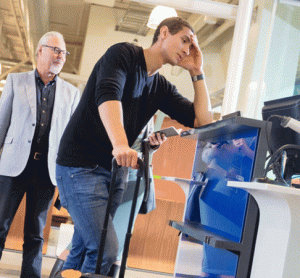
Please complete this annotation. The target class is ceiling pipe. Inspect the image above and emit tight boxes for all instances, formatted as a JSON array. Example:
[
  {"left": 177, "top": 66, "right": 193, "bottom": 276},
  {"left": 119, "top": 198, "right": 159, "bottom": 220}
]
[
  {"left": 9, "top": 0, "right": 29, "bottom": 60},
  {"left": 199, "top": 20, "right": 235, "bottom": 49},
  {"left": 0, "top": 58, "right": 30, "bottom": 80},
  {"left": 187, "top": 14, "right": 206, "bottom": 34},
  {"left": 131, "top": 0, "right": 238, "bottom": 21},
  {"left": 84, "top": 0, "right": 116, "bottom": 7},
  {"left": 0, "top": 58, "right": 32, "bottom": 68},
  {"left": 19, "top": 0, "right": 50, "bottom": 67}
]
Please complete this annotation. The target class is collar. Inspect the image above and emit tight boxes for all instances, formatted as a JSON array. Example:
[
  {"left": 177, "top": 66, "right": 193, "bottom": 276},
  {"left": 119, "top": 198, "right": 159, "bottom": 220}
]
[{"left": 35, "top": 69, "right": 57, "bottom": 86}]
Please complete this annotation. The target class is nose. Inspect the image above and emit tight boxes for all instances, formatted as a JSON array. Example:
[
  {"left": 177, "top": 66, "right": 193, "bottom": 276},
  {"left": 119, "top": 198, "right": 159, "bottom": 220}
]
[
  {"left": 182, "top": 45, "right": 190, "bottom": 56},
  {"left": 55, "top": 50, "right": 65, "bottom": 59},
  {"left": 57, "top": 54, "right": 66, "bottom": 63}
]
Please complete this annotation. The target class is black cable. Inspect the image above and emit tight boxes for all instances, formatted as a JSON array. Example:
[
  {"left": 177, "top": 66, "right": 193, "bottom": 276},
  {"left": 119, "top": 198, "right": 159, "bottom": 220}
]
[
  {"left": 271, "top": 154, "right": 288, "bottom": 185},
  {"left": 263, "top": 144, "right": 300, "bottom": 178},
  {"left": 265, "top": 115, "right": 285, "bottom": 156}
]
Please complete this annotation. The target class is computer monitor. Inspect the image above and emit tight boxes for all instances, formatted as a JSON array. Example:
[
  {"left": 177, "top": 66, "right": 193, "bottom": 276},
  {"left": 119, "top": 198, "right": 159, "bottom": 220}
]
[
  {"left": 174, "top": 116, "right": 269, "bottom": 278},
  {"left": 262, "top": 95, "right": 300, "bottom": 181}
]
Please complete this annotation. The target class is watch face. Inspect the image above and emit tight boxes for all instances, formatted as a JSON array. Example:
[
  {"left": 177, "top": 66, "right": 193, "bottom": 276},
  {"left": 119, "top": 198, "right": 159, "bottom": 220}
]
[{"left": 192, "top": 74, "right": 204, "bottom": 81}]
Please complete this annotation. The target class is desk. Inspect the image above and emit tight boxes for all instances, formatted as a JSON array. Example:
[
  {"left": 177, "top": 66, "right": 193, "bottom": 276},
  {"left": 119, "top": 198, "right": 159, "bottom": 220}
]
[{"left": 228, "top": 181, "right": 300, "bottom": 278}]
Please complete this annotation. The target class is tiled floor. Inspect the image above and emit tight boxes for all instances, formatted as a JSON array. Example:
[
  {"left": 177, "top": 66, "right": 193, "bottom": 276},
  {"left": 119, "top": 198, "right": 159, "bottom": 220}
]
[{"left": 0, "top": 227, "right": 172, "bottom": 278}]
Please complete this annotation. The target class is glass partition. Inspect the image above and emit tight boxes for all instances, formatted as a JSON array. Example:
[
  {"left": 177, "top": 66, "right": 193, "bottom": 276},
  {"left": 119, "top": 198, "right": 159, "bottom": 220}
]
[{"left": 251, "top": 0, "right": 300, "bottom": 117}]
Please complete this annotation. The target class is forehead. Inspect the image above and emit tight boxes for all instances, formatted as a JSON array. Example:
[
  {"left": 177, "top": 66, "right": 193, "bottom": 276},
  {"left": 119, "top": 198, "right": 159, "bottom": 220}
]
[
  {"left": 46, "top": 36, "right": 66, "bottom": 49},
  {"left": 177, "top": 26, "right": 194, "bottom": 37}
]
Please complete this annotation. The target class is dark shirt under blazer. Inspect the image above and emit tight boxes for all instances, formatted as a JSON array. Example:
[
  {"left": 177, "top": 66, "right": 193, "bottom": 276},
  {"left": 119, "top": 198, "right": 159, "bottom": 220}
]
[{"left": 32, "top": 70, "right": 56, "bottom": 156}]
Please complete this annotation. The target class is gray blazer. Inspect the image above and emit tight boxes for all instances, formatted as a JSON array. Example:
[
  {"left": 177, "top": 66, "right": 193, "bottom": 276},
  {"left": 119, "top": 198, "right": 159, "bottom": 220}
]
[{"left": 0, "top": 70, "right": 81, "bottom": 185}]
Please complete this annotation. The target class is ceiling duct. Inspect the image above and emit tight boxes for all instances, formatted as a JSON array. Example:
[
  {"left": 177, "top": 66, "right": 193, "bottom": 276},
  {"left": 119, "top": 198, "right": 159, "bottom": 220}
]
[{"left": 84, "top": 0, "right": 116, "bottom": 7}]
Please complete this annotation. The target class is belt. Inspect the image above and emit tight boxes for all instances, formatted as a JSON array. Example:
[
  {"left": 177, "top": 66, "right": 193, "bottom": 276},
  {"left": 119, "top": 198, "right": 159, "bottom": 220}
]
[{"left": 33, "top": 152, "right": 44, "bottom": 160}]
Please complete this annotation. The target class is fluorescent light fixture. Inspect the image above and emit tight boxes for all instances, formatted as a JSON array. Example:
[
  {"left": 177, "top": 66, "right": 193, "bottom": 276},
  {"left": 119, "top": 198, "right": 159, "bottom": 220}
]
[
  {"left": 147, "top": 5, "right": 178, "bottom": 29},
  {"left": 0, "top": 80, "right": 6, "bottom": 84},
  {"left": 132, "top": 0, "right": 238, "bottom": 21}
]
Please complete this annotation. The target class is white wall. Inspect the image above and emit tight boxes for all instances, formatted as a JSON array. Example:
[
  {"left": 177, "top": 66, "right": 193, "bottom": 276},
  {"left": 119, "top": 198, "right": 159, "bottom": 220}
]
[
  {"left": 203, "top": 45, "right": 227, "bottom": 96},
  {"left": 79, "top": 5, "right": 153, "bottom": 77}
]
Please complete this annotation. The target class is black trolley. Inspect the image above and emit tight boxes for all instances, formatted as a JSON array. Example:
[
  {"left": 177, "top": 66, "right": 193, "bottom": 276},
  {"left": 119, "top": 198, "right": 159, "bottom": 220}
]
[{"left": 78, "top": 157, "right": 145, "bottom": 278}]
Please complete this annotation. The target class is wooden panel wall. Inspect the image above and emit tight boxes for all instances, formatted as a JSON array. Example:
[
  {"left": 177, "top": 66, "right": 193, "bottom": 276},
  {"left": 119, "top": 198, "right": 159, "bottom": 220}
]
[
  {"left": 127, "top": 199, "right": 184, "bottom": 273},
  {"left": 127, "top": 117, "right": 197, "bottom": 273}
]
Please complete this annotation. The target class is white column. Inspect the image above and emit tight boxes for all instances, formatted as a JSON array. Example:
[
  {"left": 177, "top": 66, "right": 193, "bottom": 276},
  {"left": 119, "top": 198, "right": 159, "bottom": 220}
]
[{"left": 221, "top": 0, "right": 256, "bottom": 116}]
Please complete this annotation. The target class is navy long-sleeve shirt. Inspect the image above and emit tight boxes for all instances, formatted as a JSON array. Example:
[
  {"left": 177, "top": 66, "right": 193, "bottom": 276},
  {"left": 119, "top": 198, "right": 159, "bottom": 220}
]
[{"left": 57, "top": 42, "right": 195, "bottom": 171}]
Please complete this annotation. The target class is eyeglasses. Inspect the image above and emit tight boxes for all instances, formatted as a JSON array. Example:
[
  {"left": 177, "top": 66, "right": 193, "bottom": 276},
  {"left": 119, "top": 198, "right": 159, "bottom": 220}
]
[{"left": 42, "top": 45, "right": 70, "bottom": 56}]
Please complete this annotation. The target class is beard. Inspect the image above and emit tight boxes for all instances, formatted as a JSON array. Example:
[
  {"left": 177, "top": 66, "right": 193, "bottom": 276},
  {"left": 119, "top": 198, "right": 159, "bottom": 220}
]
[{"left": 49, "top": 60, "right": 64, "bottom": 75}]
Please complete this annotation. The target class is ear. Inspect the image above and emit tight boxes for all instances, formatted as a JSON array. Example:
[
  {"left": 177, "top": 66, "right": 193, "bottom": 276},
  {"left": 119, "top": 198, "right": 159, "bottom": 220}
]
[
  {"left": 37, "top": 45, "right": 43, "bottom": 57},
  {"left": 159, "top": 26, "right": 169, "bottom": 40}
]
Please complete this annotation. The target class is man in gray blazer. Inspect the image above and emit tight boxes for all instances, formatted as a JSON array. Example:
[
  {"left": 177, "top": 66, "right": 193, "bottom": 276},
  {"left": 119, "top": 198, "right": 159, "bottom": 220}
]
[{"left": 0, "top": 31, "right": 80, "bottom": 278}]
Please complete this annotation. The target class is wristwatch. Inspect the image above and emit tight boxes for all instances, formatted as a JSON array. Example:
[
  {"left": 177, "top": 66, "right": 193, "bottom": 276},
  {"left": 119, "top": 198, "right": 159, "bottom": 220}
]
[{"left": 191, "top": 74, "right": 204, "bottom": 82}]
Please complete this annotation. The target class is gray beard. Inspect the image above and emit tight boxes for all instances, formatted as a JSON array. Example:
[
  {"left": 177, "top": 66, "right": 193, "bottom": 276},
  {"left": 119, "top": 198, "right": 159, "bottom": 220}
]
[{"left": 49, "top": 64, "right": 63, "bottom": 75}]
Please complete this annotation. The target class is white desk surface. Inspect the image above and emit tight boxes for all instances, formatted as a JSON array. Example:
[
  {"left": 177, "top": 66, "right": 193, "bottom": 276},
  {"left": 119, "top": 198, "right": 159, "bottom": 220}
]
[
  {"left": 228, "top": 181, "right": 300, "bottom": 196},
  {"left": 228, "top": 180, "right": 300, "bottom": 278}
]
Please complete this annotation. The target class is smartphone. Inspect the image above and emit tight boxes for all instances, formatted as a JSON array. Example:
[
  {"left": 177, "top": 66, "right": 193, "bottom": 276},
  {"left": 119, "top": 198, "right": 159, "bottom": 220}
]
[{"left": 154, "top": 126, "right": 180, "bottom": 138}]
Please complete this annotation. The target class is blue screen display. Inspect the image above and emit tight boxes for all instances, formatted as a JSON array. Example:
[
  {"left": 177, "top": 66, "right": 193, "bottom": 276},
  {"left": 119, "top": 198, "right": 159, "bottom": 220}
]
[{"left": 185, "top": 128, "right": 259, "bottom": 277}]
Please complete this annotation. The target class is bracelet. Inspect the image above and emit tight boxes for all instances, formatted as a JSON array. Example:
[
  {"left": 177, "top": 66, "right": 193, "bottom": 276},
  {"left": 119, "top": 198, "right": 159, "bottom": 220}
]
[{"left": 191, "top": 74, "right": 204, "bottom": 82}]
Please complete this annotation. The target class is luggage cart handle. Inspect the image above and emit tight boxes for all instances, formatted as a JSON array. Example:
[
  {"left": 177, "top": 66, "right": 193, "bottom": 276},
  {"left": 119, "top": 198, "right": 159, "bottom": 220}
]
[{"left": 111, "top": 157, "right": 144, "bottom": 173}]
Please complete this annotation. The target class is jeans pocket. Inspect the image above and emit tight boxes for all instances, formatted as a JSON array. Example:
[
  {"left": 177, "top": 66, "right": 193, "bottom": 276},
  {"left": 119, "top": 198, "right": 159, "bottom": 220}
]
[{"left": 69, "top": 165, "right": 98, "bottom": 178}]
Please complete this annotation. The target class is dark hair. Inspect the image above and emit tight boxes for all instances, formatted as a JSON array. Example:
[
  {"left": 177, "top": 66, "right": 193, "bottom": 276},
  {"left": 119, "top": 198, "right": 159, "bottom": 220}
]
[{"left": 152, "top": 17, "right": 194, "bottom": 45}]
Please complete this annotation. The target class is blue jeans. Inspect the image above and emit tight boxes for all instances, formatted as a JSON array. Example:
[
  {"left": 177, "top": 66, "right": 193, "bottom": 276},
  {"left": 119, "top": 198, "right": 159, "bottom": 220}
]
[
  {"left": 62, "top": 168, "right": 145, "bottom": 264},
  {"left": 56, "top": 163, "right": 128, "bottom": 275}
]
